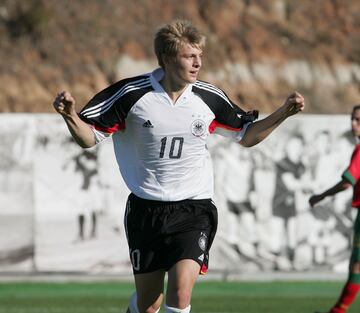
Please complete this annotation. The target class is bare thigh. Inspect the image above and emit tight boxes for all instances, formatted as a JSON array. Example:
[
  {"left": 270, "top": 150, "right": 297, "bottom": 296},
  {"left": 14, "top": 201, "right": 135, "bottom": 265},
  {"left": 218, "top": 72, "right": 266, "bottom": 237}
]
[
  {"left": 134, "top": 269, "right": 166, "bottom": 313},
  {"left": 166, "top": 259, "right": 201, "bottom": 309}
]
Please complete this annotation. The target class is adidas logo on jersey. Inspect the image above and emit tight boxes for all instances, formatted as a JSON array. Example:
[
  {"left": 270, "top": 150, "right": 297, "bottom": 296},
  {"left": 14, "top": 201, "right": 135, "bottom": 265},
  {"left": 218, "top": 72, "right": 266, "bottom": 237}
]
[{"left": 142, "top": 120, "right": 154, "bottom": 128}]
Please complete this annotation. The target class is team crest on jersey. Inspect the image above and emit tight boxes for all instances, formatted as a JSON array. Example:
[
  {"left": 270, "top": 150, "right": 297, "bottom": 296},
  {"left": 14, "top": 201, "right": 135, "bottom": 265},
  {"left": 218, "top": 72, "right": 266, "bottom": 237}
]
[
  {"left": 191, "top": 119, "right": 206, "bottom": 137},
  {"left": 198, "top": 232, "right": 207, "bottom": 251}
]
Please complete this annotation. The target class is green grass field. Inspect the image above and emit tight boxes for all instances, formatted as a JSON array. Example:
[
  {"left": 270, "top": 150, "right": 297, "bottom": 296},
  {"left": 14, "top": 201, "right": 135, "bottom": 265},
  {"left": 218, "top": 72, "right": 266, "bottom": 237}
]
[{"left": 0, "top": 280, "right": 360, "bottom": 313}]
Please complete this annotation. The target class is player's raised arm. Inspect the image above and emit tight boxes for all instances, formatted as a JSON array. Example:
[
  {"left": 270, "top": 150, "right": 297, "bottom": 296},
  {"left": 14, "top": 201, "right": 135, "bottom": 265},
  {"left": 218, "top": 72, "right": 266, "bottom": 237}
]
[
  {"left": 53, "top": 91, "right": 96, "bottom": 148},
  {"left": 240, "top": 91, "right": 305, "bottom": 147}
]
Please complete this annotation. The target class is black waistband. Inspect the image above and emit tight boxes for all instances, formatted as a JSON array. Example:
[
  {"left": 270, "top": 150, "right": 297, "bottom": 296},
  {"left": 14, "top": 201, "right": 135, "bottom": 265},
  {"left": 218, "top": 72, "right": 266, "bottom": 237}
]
[{"left": 129, "top": 193, "right": 211, "bottom": 207}]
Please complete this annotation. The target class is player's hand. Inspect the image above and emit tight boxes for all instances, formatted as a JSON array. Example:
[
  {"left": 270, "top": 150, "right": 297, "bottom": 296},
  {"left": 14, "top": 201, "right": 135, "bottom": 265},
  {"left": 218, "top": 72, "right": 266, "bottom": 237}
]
[
  {"left": 53, "top": 91, "right": 76, "bottom": 118},
  {"left": 309, "top": 194, "right": 324, "bottom": 207},
  {"left": 282, "top": 91, "right": 305, "bottom": 117}
]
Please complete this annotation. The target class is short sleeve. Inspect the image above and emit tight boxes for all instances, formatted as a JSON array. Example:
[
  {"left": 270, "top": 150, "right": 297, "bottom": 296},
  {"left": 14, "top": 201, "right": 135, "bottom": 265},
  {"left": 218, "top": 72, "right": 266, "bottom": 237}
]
[
  {"left": 78, "top": 74, "right": 153, "bottom": 142},
  {"left": 79, "top": 81, "right": 126, "bottom": 135},
  {"left": 192, "top": 81, "right": 258, "bottom": 142},
  {"left": 342, "top": 146, "right": 360, "bottom": 186}
]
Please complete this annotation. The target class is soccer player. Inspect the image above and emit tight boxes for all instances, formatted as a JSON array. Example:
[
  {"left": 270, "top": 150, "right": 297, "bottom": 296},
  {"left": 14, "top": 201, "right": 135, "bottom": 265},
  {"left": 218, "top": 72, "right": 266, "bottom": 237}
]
[
  {"left": 53, "top": 20, "right": 305, "bottom": 313},
  {"left": 309, "top": 105, "right": 360, "bottom": 313}
]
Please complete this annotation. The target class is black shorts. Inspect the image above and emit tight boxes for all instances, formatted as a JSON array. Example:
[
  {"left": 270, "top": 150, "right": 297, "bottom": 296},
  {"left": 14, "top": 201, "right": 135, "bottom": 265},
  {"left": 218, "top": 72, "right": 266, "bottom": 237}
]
[{"left": 124, "top": 193, "right": 218, "bottom": 275}]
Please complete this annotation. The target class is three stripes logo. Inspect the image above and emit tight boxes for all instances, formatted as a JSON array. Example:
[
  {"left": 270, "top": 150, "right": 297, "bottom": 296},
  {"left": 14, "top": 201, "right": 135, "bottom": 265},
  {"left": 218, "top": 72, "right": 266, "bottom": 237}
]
[
  {"left": 142, "top": 120, "right": 154, "bottom": 128},
  {"left": 81, "top": 75, "right": 151, "bottom": 118}
]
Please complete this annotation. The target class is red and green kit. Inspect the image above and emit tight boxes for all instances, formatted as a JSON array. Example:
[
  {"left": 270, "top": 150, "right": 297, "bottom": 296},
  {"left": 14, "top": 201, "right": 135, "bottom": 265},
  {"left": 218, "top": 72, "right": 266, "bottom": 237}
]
[{"left": 342, "top": 144, "right": 360, "bottom": 264}]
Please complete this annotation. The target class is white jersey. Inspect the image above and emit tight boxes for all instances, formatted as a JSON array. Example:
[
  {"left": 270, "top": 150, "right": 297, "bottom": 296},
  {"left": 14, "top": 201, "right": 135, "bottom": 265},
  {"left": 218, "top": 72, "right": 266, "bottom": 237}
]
[{"left": 79, "top": 68, "right": 257, "bottom": 201}]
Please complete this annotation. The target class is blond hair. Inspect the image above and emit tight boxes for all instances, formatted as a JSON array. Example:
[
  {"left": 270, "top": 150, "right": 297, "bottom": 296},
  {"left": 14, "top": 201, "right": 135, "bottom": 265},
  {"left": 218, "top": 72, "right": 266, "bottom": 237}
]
[{"left": 154, "top": 20, "right": 206, "bottom": 68}]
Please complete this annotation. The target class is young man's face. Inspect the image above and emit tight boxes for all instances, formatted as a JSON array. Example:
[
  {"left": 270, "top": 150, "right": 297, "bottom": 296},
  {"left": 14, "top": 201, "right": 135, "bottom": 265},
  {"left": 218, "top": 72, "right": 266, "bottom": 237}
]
[
  {"left": 165, "top": 42, "right": 203, "bottom": 84},
  {"left": 351, "top": 108, "right": 360, "bottom": 138}
]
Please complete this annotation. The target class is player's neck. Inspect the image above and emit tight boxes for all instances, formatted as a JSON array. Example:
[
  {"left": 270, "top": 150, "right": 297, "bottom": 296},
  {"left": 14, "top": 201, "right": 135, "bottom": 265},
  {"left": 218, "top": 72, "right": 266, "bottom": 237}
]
[{"left": 160, "top": 75, "right": 188, "bottom": 103}]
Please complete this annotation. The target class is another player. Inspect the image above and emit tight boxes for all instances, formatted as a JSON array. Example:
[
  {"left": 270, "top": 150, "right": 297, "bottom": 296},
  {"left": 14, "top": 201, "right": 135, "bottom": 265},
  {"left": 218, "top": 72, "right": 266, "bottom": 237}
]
[
  {"left": 53, "top": 20, "right": 305, "bottom": 313},
  {"left": 309, "top": 105, "right": 360, "bottom": 313}
]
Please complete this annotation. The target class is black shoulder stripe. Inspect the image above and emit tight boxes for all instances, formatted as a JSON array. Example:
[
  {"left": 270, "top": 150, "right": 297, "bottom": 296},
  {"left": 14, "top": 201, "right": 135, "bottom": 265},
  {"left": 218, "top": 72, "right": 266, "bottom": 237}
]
[
  {"left": 194, "top": 81, "right": 235, "bottom": 109},
  {"left": 79, "top": 74, "right": 153, "bottom": 130},
  {"left": 193, "top": 81, "right": 255, "bottom": 129},
  {"left": 116, "top": 84, "right": 153, "bottom": 117},
  {"left": 81, "top": 75, "right": 152, "bottom": 118}
]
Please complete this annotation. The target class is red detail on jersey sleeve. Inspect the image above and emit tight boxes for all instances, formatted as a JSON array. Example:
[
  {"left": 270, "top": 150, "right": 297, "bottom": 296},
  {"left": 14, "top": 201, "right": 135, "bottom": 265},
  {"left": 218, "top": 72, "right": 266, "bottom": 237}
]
[
  {"left": 208, "top": 120, "right": 242, "bottom": 134},
  {"left": 348, "top": 146, "right": 360, "bottom": 182},
  {"left": 347, "top": 145, "right": 360, "bottom": 208},
  {"left": 94, "top": 119, "right": 126, "bottom": 134}
]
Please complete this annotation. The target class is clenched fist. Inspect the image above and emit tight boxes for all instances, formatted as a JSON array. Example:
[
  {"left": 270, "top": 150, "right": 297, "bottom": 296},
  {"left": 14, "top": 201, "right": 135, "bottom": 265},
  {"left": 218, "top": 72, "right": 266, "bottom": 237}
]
[
  {"left": 53, "top": 91, "right": 76, "bottom": 118},
  {"left": 283, "top": 91, "right": 305, "bottom": 117}
]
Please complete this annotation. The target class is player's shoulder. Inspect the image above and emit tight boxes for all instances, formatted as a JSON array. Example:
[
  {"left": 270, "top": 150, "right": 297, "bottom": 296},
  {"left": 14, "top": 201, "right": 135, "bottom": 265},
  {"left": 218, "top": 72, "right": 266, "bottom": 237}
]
[
  {"left": 90, "top": 72, "right": 153, "bottom": 104},
  {"left": 107, "top": 72, "right": 152, "bottom": 92},
  {"left": 82, "top": 72, "right": 153, "bottom": 114},
  {"left": 192, "top": 79, "right": 233, "bottom": 110},
  {"left": 192, "top": 79, "right": 228, "bottom": 99}
]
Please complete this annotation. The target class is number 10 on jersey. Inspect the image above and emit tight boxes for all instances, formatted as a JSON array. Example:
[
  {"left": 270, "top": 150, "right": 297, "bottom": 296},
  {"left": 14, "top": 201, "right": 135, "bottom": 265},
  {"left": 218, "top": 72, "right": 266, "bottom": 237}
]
[{"left": 159, "top": 137, "right": 184, "bottom": 159}]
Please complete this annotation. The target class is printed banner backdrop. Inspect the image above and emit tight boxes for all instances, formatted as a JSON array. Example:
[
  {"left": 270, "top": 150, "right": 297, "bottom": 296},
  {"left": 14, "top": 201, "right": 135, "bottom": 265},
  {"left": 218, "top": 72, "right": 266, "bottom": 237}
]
[
  {"left": 0, "top": 114, "right": 355, "bottom": 274},
  {"left": 0, "top": 115, "right": 35, "bottom": 271}
]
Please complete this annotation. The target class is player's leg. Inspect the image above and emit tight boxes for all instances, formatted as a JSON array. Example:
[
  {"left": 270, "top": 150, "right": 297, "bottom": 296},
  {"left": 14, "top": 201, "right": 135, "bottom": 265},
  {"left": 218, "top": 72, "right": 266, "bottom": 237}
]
[
  {"left": 165, "top": 259, "right": 200, "bottom": 313},
  {"left": 126, "top": 270, "right": 166, "bottom": 313},
  {"left": 124, "top": 194, "right": 167, "bottom": 313},
  {"left": 163, "top": 199, "right": 217, "bottom": 313},
  {"left": 323, "top": 262, "right": 360, "bottom": 313},
  {"left": 319, "top": 211, "right": 360, "bottom": 313}
]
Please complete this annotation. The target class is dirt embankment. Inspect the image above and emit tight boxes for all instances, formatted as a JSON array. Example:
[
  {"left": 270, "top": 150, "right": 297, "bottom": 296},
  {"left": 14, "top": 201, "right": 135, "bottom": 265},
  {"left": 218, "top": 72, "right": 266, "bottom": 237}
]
[{"left": 0, "top": 0, "right": 360, "bottom": 113}]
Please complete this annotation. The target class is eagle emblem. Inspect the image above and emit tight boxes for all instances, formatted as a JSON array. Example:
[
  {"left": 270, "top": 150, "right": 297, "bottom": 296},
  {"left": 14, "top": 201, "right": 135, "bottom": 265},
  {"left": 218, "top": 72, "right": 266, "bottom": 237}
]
[{"left": 191, "top": 119, "right": 206, "bottom": 137}]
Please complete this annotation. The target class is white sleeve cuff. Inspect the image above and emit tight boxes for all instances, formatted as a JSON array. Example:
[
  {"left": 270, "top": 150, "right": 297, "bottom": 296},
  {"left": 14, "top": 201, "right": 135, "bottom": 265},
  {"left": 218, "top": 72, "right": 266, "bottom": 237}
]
[
  {"left": 234, "top": 122, "right": 251, "bottom": 142},
  {"left": 90, "top": 126, "right": 110, "bottom": 144}
]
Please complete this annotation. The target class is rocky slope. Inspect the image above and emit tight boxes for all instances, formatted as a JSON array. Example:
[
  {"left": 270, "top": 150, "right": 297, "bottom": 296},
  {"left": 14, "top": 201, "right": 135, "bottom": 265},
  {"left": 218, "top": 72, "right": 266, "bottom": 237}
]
[{"left": 0, "top": 0, "right": 360, "bottom": 113}]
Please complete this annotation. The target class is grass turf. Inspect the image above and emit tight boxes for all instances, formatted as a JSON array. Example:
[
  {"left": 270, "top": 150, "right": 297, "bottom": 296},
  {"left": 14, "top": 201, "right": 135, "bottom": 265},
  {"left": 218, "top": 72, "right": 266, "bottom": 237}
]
[{"left": 0, "top": 280, "right": 360, "bottom": 313}]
